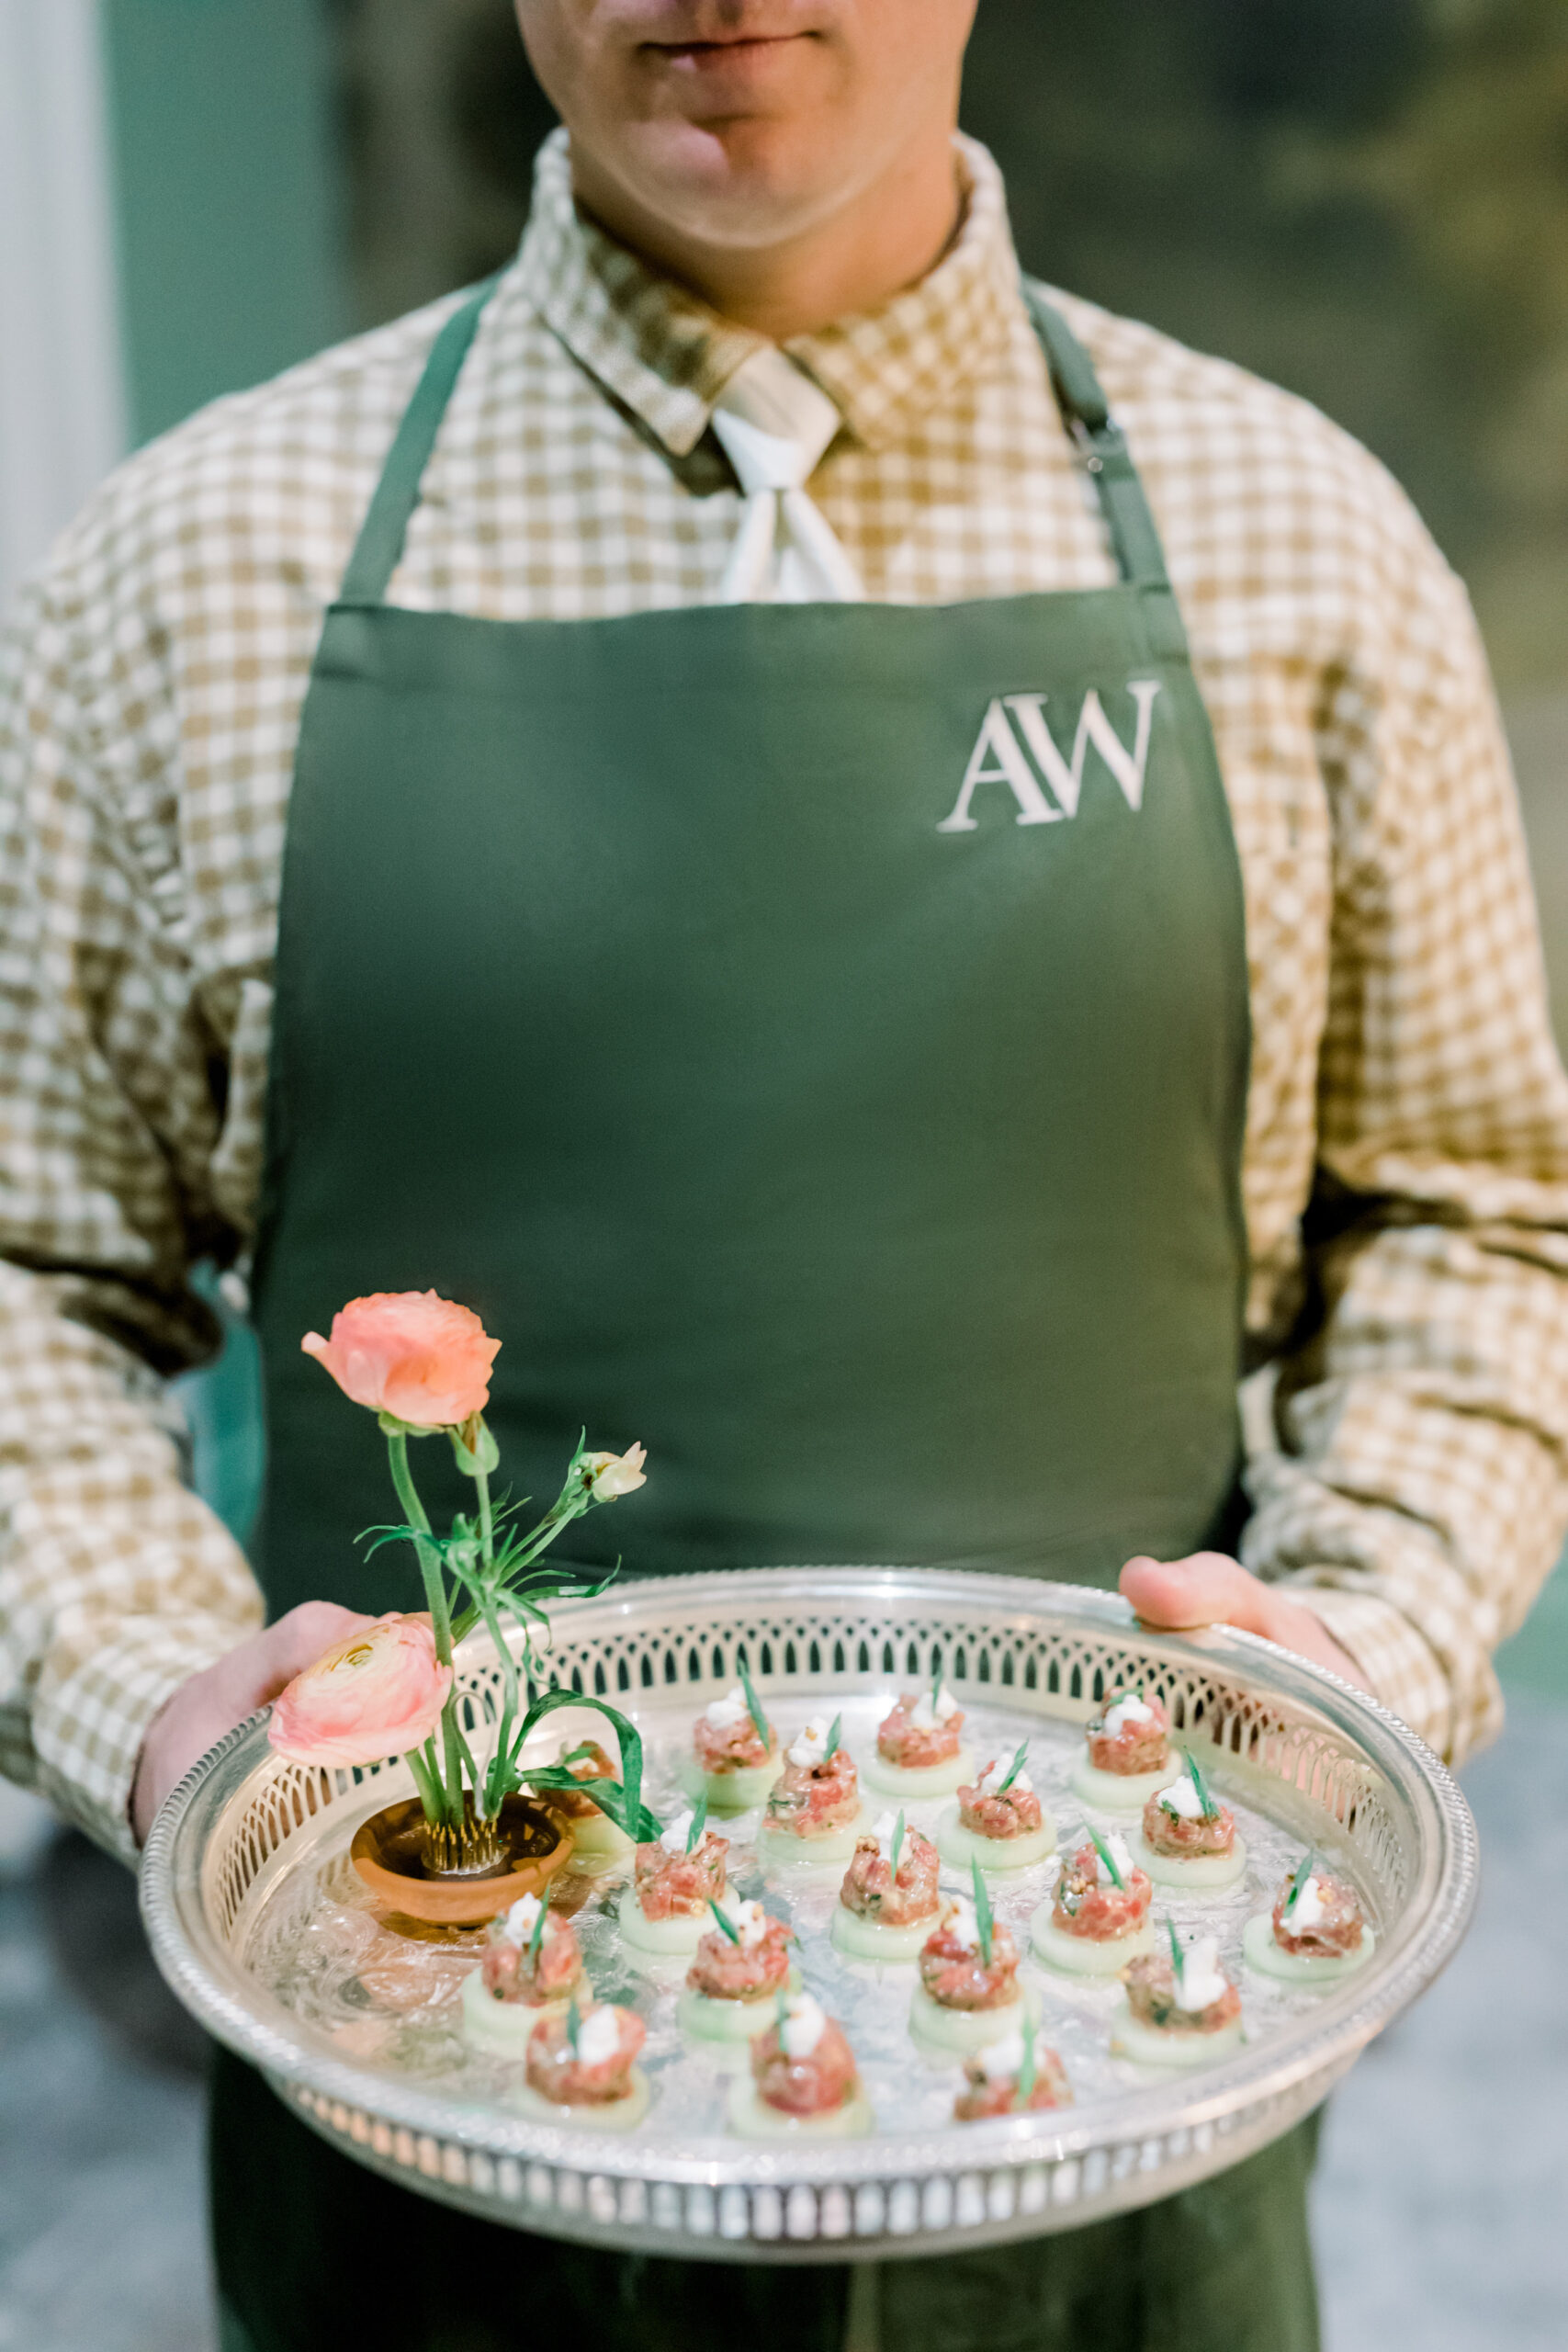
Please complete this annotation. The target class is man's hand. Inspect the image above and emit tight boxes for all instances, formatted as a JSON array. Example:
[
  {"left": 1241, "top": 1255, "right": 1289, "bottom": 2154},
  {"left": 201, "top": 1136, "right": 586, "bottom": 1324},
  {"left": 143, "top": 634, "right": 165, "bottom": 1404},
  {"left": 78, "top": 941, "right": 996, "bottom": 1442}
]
[
  {"left": 1119, "top": 1551, "right": 1369, "bottom": 1691},
  {"left": 131, "top": 1600, "right": 373, "bottom": 1846}
]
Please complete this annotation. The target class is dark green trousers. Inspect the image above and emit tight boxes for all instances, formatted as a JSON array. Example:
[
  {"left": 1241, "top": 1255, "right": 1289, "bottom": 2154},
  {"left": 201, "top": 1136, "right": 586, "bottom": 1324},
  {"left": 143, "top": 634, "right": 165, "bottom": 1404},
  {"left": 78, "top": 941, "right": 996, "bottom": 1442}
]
[{"left": 211, "top": 2051, "right": 1320, "bottom": 2352}]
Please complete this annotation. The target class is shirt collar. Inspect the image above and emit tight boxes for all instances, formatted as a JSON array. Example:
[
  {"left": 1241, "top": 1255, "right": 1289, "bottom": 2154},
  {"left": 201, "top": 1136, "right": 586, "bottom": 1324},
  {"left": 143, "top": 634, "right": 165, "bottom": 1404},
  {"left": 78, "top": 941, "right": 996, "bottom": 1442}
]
[{"left": 513, "top": 130, "right": 1025, "bottom": 460}]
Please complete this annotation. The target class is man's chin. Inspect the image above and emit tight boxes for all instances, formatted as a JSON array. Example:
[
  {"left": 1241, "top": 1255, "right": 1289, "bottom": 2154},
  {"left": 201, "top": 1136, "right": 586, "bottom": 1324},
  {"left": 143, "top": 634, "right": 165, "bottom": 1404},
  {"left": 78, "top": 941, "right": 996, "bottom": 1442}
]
[{"left": 605, "top": 119, "right": 849, "bottom": 246}]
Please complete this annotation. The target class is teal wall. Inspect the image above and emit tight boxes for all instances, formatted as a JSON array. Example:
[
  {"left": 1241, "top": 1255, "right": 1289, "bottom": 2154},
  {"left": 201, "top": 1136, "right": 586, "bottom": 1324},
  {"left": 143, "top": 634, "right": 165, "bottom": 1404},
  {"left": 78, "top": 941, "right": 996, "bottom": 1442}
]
[{"left": 102, "top": 0, "right": 348, "bottom": 445}]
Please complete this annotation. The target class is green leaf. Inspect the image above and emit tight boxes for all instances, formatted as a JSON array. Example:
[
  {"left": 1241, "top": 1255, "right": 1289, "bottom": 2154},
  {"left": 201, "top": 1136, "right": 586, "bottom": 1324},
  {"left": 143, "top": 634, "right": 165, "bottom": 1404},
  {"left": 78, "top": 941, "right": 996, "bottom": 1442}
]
[
  {"left": 1181, "top": 1745, "right": 1219, "bottom": 1820},
  {"left": 1286, "top": 1848, "right": 1316, "bottom": 1917},
  {"left": 708, "top": 1897, "right": 741, "bottom": 1946},
  {"left": 528, "top": 1894, "right": 548, "bottom": 1960},
  {"left": 567, "top": 1993, "right": 581, "bottom": 2053},
  {"left": 890, "top": 1808, "right": 906, "bottom": 1875},
  {"left": 513, "top": 1687, "right": 660, "bottom": 1842},
  {"left": 997, "top": 1738, "right": 1030, "bottom": 1794},
  {"left": 971, "top": 1854, "right": 994, "bottom": 1968},
  {"left": 1166, "top": 1916, "right": 1185, "bottom": 1988},
  {"left": 738, "top": 1653, "right": 770, "bottom": 1747},
  {"left": 524, "top": 1763, "right": 660, "bottom": 1845},
  {"left": 825, "top": 1713, "right": 842, "bottom": 1760},
  {"left": 931, "top": 1657, "right": 943, "bottom": 1712},
  {"left": 686, "top": 1793, "right": 708, "bottom": 1853},
  {"left": 1087, "top": 1822, "right": 1125, "bottom": 1892}
]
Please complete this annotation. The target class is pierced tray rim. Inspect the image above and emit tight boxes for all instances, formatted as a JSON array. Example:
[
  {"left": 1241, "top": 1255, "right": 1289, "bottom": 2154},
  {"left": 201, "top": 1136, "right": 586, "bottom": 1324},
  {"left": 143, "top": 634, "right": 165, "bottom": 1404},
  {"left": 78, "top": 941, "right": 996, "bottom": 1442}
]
[{"left": 139, "top": 1566, "right": 1478, "bottom": 2250}]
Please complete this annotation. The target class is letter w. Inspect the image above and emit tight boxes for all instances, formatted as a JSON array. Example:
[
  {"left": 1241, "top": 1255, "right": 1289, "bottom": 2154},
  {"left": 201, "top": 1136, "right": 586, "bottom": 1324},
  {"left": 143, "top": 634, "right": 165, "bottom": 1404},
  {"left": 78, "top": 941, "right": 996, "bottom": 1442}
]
[{"left": 1004, "top": 681, "right": 1163, "bottom": 815}]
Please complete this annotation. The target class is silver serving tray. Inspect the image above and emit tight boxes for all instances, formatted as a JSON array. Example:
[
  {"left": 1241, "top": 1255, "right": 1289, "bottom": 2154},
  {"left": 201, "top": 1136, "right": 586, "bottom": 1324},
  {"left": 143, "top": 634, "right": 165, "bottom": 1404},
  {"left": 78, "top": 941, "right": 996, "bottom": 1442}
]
[{"left": 140, "top": 1567, "right": 1476, "bottom": 2262}]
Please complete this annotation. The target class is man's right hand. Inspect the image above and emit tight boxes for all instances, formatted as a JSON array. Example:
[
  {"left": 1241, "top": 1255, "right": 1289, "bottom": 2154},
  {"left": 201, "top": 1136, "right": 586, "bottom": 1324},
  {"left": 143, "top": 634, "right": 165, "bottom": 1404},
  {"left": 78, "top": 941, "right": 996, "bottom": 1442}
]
[{"left": 131, "top": 1600, "right": 373, "bottom": 1846}]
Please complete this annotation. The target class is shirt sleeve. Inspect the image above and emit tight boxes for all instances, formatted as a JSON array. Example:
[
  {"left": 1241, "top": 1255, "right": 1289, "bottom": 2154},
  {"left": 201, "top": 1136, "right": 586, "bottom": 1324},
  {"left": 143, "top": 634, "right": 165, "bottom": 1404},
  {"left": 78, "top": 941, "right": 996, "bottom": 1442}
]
[
  {"left": 1239, "top": 527, "right": 1568, "bottom": 1767},
  {"left": 0, "top": 572, "right": 264, "bottom": 1864}
]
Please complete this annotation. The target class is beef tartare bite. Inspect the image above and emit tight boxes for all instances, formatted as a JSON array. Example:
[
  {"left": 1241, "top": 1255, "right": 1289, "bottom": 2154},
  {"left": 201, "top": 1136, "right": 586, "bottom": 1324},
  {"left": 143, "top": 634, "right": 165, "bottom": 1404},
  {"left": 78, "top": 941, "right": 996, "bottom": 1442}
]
[
  {"left": 461, "top": 1893, "right": 587, "bottom": 2053},
  {"left": 1131, "top": 1758, "right": 1247, "bottom": 1890},
  {"left": 936, "top": 1747, "right": 1055, "bottom": 1874},
  {"left": 521, "top": 2002, "right": 650, "bottom": 2129},
  {"left": 1243, "top": 1854, "right": 1375, "bottom": 1985},
  {"left": 1030, "top": 1832, "right": 1156, "bottom": 1977},
  {"left": 1111, "top": 1933, "right": 1245, "bottom": 2069},
  {"left": 727, "top": 1992, "right": 872, "bottom": 2139},
  {"left": 830, "top": 1813, "right": 942, "bottom": 1962},
  {"left": 677, "top": 1900, "right": 796, "bottom": 2048},
  {"left": 757, "top": 1718, "right": 866, "bottom": 1868},
  {"left": 862, "top": 1682, "right": 974, "bottom": 1799},
  {"left": 1068, "top": 1688, "right": 1175, "bottom": 1815},
  {"left": 908, "top": 1895, "right": 1029, "bottom": 2052},
  {"left": 617, "top": 1810, "right": 730, "bottom": 1957},
  {"left": 682, "top": 1684, "right": 782, "bottom": 1813},
  {"left": 953, "top": 2026, "right": 1073, "bottom": 2120},
  {"left": 546, "top": 1736, "right": 634, "bottom": 1865}
]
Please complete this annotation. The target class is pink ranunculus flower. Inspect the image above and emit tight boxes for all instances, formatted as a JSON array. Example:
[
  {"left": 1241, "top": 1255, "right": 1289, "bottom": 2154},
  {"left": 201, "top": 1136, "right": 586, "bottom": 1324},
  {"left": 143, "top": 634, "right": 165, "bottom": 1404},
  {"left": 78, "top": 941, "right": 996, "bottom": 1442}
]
[
  {"left": 301, "top": 1291, "right": 500, "bottom": 1428},
  {"left": 584, "top": 1442, "right": 648, "bottom": 1500},
  {"left": 267, "top": 1613, "right": 453, "bottom": 1768}
]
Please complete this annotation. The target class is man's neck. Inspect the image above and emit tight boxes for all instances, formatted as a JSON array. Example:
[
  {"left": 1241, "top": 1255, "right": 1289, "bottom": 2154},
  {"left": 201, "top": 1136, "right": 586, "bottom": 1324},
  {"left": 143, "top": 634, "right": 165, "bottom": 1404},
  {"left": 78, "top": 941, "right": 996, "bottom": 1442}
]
[{"left": 570, "top": 135, "right": 965, "bottom": 343}]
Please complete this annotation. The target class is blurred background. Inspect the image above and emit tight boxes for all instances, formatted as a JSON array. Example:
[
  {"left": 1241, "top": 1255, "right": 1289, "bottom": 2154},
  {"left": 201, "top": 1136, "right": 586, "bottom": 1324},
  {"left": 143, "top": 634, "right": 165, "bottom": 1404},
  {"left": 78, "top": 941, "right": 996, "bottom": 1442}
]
[{"left": 1, "top": 2, "right": 1566, "bottom": 2346}]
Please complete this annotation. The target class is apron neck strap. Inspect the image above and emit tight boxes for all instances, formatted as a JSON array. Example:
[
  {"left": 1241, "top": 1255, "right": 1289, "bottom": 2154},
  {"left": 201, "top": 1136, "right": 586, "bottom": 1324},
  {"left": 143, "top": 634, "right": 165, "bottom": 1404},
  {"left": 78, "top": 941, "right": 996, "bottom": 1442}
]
[
  {"left": 337, "top": 277, "right": 500, "bottom": 606},
  {"left": 336, "top": 273, "right": 1179, "bottom": 609},
  {"left": 1023, "top": 286, "right": 1174, "bottom": 592}
]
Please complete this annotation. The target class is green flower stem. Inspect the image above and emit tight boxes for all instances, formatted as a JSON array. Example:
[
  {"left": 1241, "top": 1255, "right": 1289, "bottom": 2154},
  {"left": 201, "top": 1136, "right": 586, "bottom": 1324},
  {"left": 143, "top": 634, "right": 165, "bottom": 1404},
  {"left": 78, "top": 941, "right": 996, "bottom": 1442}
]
[{"left": 386, "top": 1428, "right": 464, "bottom": 1823}]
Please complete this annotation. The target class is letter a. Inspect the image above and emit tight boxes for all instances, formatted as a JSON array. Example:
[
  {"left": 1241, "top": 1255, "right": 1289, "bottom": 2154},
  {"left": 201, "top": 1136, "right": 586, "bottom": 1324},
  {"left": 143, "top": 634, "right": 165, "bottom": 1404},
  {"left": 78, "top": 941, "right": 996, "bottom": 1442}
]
[{"left": 938, "top": 699, "right": 1061, "bottom": 832}]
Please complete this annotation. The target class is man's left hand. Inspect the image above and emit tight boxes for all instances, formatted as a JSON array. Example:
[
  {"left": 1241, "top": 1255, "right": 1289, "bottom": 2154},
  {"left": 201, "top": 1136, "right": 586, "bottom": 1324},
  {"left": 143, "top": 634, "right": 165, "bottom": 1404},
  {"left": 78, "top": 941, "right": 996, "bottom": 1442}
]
[{"left": 1120, "top": 1551, "right": 1369, "bottom": 1691}]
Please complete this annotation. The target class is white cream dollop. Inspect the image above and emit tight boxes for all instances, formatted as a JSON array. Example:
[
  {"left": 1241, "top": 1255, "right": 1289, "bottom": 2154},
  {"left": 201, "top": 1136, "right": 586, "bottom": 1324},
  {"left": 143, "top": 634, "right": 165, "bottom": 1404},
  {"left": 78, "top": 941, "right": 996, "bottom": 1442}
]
[
  {"left": 704, "top": 1685, "right": 751, "bottom": 1731},
  {"left": 660, "top": 1807, "right": 696, "bottom": 1853},
  {"left": 976, "top": 2030, "right": 1027, "bottom": 2082},
  {"left": 1102, "top": 1692, "right": 1155, "bottom": 1736},
  {"left": 908, "top": 1689, "right": 962, "bottom": 1731},
  {"left": 574, "top": 2006, "right": 624, "bottom": 2068},
  {"left": 501, "top": 1893, "right": 542, "bottom": 1946},
  {"left": 1288, "top": 1872, "right": 1326, "bottom": 1931},
  {"left": 978, "top": 1757, "right": 1032, "bottom": 1797},
  {"left": 1097, "top": 1833, "right": 1135, "bottom": 1885},
  {"left": 787, "top": 1716, "right": 832, "bottom": 1769},
  {"left": 1156, "top": 1770, "right": 1205, "bottom": 1820},
  {"left": 718, "top": 1897, "right": 771, "bottom": 1951},
  {"left": 1174, "top": 1935, "right": 1229, "bottom": 2013},
  {"left": 943, "top": 1895, "right": 982, "bottom": 1952},
  {"left": 779, "top": 1992, "right": 828, "bottom": 2059}
]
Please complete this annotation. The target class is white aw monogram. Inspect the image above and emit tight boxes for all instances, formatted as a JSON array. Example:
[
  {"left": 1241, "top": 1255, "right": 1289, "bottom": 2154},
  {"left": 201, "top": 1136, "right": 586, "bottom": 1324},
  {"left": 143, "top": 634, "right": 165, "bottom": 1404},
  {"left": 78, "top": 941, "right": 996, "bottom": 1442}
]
[{"left": 938, "top": 682, "right": 1162, "bottom": 832}]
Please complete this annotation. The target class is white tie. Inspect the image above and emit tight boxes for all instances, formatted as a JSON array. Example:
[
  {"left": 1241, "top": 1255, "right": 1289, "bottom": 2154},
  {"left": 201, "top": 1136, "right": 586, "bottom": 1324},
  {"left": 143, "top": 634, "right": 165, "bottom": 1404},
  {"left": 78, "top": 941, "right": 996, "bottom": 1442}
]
[{"left": 711, "top": 348, "right": 863, "bottom": 605}]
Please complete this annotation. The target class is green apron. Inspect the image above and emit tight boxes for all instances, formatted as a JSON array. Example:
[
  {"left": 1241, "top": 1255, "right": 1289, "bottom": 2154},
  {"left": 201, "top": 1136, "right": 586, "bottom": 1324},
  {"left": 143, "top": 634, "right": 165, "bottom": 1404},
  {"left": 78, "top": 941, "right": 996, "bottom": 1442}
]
[{"left": 217, "top": 283, "right": 1318, "bottom": 2352}]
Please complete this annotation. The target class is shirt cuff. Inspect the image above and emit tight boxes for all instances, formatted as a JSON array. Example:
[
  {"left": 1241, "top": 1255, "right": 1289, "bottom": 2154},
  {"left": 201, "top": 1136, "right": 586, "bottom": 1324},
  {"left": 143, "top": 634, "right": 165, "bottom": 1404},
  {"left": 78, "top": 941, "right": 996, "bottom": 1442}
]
[
  {"left": 29, "top": 1610, "right": 259, "bottom": 1869},
  {"left": 1277, "top": 1578, "right": 1477, "bottom": 1762}
]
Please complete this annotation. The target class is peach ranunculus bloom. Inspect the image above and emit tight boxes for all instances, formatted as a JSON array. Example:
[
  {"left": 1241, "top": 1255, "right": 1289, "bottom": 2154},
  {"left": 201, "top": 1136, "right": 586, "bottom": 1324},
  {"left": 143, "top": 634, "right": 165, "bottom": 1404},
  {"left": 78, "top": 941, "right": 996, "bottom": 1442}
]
[
  {"left": 268, "top": 1612, "right": 453, "bottom": 1768},
  {"left": 301, "top": 1291, "right": 500, "bottom": 1428},
  {"left": 584, "top": 1443, "right": 648, "bottom": 1501}
]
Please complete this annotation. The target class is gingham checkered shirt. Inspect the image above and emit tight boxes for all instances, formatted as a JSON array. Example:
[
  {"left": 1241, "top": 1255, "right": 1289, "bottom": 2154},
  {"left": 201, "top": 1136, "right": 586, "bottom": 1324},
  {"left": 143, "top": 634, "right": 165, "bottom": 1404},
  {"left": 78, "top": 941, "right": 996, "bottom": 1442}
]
[{"left": 5, "top": 134, "right": 1566, "bottom": 1860}]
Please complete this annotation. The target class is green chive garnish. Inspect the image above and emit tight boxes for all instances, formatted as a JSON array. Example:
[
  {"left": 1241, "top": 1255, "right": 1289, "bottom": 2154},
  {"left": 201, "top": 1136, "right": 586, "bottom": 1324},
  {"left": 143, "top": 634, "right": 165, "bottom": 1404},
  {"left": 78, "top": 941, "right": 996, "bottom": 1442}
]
[
  {"left": 890, "top": 1808, "right": 906, "bottom": 1875},
  {"left": 686, "top": 1793, "right": 708, "bottom": 1853},
  {"left": 931, "top": 1658, "right": 943, "bottom": 1712},
  {"left": 825, "top": 1713, "right": 842, "bottom": 1760},
  {"left": 708, "top": 1897, "right": 741, "bottom": 1946},
  {"left": 971, "top": 1855, "right": 995, "bottom": 1968},
  {"left": 1087, "top": 1822, "right": 1125, "bottom": 1892},
  {"left": 1182, "top": 1745, "right": 1219, "bottom": 1820},
  {"left": 1016, "top": 2015, "right": 1038, "bottom": 2108},
  {"left": 1287, "top": 1848, "right": 1317, "bottom": 1917},
  {"left": 527, "top": 1894, "right": 548, "bottom": 1960},
  {"left": 997, "top": 1739, "right": 1030, "bottom": 1794},
  {"left": 738, "top": 1654, "right": 770, "bottom": 1747},
  {"left": 567, "top": 1993, "right": 582, "bottom": 2053}
]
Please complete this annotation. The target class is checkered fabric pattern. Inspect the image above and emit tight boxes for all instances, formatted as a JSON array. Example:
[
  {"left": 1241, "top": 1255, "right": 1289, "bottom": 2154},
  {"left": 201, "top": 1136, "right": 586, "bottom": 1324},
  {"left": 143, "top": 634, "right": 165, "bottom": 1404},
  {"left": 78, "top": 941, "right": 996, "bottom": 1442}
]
[{"left": 4, "top": 134, "right": 1566, "bottom": 1862}]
